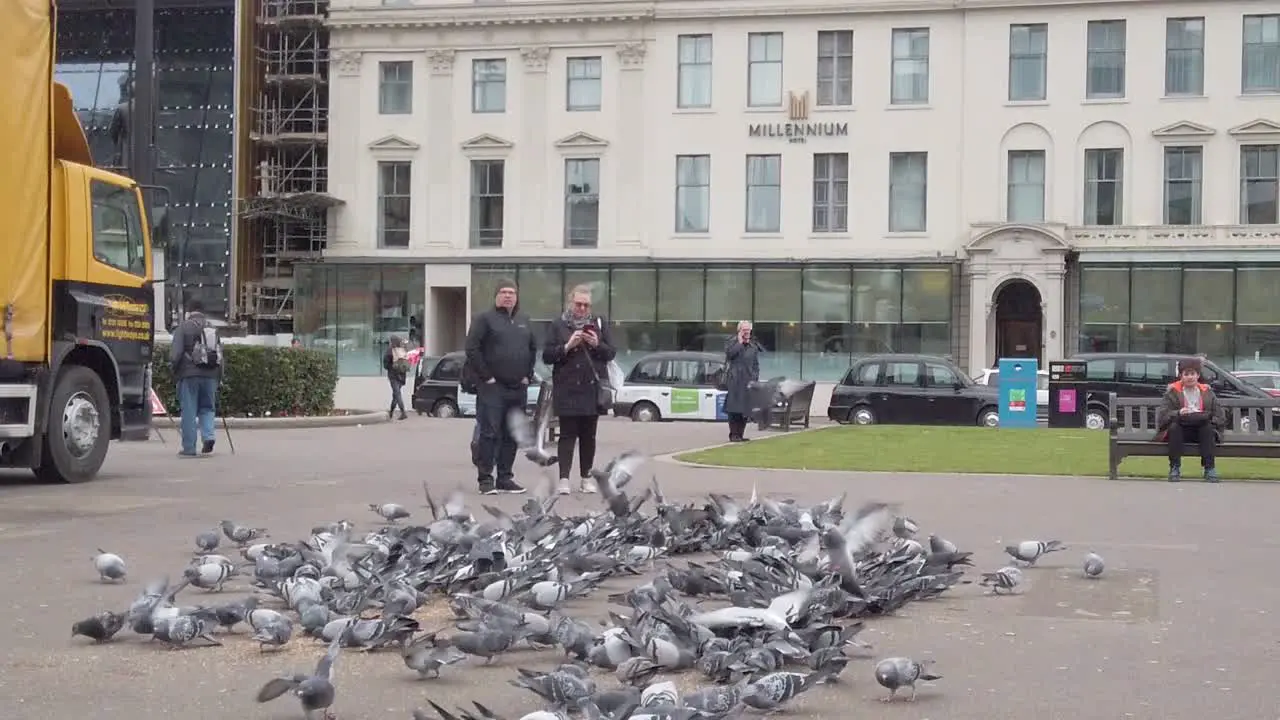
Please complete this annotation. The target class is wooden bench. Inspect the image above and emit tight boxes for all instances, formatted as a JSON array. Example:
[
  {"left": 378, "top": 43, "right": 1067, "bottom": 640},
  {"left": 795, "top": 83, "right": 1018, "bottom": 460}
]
[
  {"left": 533, "top": 380, "right": 559, "bottom": 443},
  {"left": 755, "top": 380, "right": 817, "bottom": 432},
  {"left": 1107, "top": 392, "right": 1280, "bottom": 479}
]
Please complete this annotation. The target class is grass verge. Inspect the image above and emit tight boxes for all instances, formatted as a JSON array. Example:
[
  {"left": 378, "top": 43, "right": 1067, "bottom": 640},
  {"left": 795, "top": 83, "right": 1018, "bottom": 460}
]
[{"left": 674, "top": 425, "right": 1280, "bottom": 481}]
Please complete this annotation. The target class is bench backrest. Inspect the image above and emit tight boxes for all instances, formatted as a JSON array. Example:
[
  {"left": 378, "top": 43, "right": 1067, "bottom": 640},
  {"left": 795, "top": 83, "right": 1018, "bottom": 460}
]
[{"left": 1108, "top": 392, "right": 1280, "bottom": 441}]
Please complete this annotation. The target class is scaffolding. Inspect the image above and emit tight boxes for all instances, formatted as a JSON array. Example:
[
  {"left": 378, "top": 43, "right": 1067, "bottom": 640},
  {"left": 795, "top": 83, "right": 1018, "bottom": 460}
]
[{"left": 239, "top": 0, "right": 339, "bottom": 333}]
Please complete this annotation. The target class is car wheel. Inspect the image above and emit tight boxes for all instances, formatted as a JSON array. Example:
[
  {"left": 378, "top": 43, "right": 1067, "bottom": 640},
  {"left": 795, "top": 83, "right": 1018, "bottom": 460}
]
[
  {"left": 432, "top": 399, "right": 458, "bottom": 418},
  {"left": 1084, "top": 409, "right": 1107, "bottom": 431},
  {"left": 978, "top": 407, "right": 1000, "bottom": 427},
  {"left": 630, "top": 402, "right": 660, "bottom": 422},
  {"left": 849, "top": 406, "right": 875, "bottom": 425}
]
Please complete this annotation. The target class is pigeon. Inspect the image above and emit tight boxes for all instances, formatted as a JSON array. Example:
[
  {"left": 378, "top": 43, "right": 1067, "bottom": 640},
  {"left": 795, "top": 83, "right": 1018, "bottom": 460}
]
[
  {"left": 183, "top": 558, "right": 236, "bottom": 592},
  {"left": 403, "top": 635, "right": 467, "bottom": 678},
  {"left": 92, "top": 549, "right": 126, "bottom": 583},
  {"left": 220, "top": 519, "right": 268, "bottom": 546},
  {"left": 194, "top": 529, "right": 220, "bottom": 553},
  {"left": 451, "top": 629, "right": 519, "bottom": 664},
  {"left": 742, "top": 670, "right": 827, "bottom": 711},
  {"left": 1083, "top": 552, "right": 1106, "bottom": 578},
  {"left": 369, "top": 503, "right": 411, "bottom": 523},
  {"left": 152, "top": 608, "right": 222, "bottom": 648},
  {"left": 508, "top": 407, "right": 558, "bottom": 467},
  {"left": 256, "top": 629, "right": 346, "bottom": 720},
  {"left": 248, "top": 608, "right": 295, "bottom": 650},
  {"left": 874, "top": 656, "right": 941, "bottom": 702},
  {"left": 1004, "top": 539, "right": 1066, "bottom": 565},
  {"left": 616, "top": 656, "right": 661, "bottom": 687},
  {"left": 979, "top": 566, "right": 1025, "bottom": 595},
  {"left": 509, "top": 665, "right": 597, "bottom": 709},
  {"left": 71, "top": 611, "right": 126, "bottom": 643}
]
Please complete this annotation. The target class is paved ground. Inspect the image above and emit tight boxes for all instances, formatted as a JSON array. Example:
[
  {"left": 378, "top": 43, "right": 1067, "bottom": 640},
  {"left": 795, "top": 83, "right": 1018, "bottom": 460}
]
[{"left": 0, "top": 417, "right": 1274, "bottom": 720}]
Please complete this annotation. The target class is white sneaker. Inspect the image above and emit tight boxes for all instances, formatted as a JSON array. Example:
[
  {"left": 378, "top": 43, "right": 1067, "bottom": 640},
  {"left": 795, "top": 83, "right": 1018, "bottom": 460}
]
[
  {"left": 556, "top": 478, "right": 572, "bottom": 495},
  {"left": 579, "top": 478, "right": 597, "bottom": 494}
]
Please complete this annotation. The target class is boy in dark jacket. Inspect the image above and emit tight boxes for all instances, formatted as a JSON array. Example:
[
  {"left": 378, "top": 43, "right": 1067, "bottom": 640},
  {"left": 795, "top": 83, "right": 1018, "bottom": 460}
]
[
  {"left": 382, "top": 335, "right": 409, "bottom": 421},
  {"left": 1155, "top": 357, "right": 1224, "bottom": 483}
]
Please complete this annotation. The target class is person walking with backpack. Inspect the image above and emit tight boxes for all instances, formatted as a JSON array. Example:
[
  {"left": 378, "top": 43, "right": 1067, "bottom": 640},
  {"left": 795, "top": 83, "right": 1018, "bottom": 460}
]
[
  {"left": 464, "top": 278, "right": 536, "bottom": 495},
  {"left": 383, "top": 335, "right": 409, "bottom": 420},
  {"left": 543, "top": 285, "right": 615, "bottom": 495},
  {"left": 170, "top": 299, "right": 222, "bottom": 457}
]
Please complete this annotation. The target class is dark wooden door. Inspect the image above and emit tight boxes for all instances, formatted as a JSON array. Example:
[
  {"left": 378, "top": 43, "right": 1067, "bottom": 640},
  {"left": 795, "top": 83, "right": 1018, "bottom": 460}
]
[{"left": 999, "top": 320, "right": 1041, "bottom": 361}]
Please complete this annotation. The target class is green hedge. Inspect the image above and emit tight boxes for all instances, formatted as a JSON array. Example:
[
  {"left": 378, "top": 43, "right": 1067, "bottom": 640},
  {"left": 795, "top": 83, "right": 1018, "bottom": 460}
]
[{"left": 152, "top": 344, "right": 338, "bottom": 417}]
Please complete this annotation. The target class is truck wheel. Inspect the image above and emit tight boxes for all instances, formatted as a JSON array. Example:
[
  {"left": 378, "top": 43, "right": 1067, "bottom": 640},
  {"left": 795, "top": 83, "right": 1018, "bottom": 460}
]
[{"left": 35, "top": 366, "right": 111, "bottom": 484}]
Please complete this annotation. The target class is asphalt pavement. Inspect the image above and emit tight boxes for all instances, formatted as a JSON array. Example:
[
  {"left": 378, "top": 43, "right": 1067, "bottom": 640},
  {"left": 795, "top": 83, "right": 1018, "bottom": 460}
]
[{"left": 0, "top": 417, "right": 1274, "bottom": 719}]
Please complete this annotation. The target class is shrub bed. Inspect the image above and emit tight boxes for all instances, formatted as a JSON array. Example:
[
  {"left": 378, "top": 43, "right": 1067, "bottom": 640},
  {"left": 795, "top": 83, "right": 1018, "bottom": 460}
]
[{"left": 153, "top": 344, "right": 338, "bottom": 417}]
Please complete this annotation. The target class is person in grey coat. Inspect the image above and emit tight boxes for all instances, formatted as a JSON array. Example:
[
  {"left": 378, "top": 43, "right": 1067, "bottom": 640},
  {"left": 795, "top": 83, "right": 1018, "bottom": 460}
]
[
  {"left": 169, "top": 299, "right": 221, "bottom": 457},
  {"left": 723, "top": 320, "right": 761, "bottom": 442}
]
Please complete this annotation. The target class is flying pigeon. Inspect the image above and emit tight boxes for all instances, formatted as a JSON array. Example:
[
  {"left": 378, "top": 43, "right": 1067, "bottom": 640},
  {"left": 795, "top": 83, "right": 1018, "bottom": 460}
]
[
  {"left": 256, "top": 629, "right": 346, "bottom": 720},
  {"left": 508, "top": 407, "right": 557, "bottom": 467}
]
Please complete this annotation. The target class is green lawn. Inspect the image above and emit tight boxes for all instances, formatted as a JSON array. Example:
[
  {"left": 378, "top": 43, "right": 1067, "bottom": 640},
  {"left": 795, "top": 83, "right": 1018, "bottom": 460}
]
[{"left": 674, "top": 425, "right": 1280, "bottom": 481}]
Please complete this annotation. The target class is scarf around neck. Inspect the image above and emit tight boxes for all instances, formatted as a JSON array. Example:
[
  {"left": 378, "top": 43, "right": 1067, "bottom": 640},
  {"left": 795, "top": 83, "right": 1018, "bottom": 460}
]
[{"left": 563, "top": 309, "right": 593, "bottom": 331}]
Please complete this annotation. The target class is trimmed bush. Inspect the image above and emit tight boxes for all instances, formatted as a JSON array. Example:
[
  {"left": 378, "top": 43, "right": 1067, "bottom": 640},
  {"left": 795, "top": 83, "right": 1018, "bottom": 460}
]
[{"left": 153, "top": 344, "right": 338, "bottom": 417}]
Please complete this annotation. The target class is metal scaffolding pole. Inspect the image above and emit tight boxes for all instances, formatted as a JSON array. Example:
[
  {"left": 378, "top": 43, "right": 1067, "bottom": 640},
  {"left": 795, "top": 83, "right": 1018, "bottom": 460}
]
[{"left": 131, "top": 0, "right": 156, "bottom": 188}]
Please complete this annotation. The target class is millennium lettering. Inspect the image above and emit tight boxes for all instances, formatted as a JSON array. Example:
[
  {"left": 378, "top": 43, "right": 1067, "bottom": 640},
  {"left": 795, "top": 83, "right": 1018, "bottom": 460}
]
[{"left": 747, "top": 122, "right": 850, "bottom": 138}]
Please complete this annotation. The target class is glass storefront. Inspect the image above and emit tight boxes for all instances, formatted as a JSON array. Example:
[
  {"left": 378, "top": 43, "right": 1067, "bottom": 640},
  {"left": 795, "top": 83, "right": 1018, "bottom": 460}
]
[
  {"left": 471, "top": 264, "right": 955, "bottom": 381},
  {"left": 294, "top": 265, "right": 426, "bottom": 376},
  {"left": 55, "top": 5, "right": 235, "bottom": 323},
  {"left": 1079, "top": 265, "right": 1280, "bottom": 370}
]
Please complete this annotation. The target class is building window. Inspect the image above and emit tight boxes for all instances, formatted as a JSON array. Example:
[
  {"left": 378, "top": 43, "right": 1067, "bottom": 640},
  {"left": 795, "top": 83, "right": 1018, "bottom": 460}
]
[
  {"left": 1008, "top": 23, "right": 1047, "bottom": 101},
  {"left": 890, "top": 28, "right": 929, "bottom": 104},
  {"left": 812, "top": 153, "right": 849, "bottom": 232},
  {"left": 1241, "top": 145, "right": 1279, "bottom": 225},
  {"left": 745, "top": 154, "right": 781, "bottom": 233},
  {"left": 1086, "top": 20, "right": 1126, "bottom": 99},
  {"left": 888, "top": 152, "right": 927, "bottom": 232},
  {"left": 567, "top": 56, "right": 602, "bottom": 111},
  {"left": 1163, "top": 146, "right": 1202, "bottom": 225},
  {"left": 378, "top": 61, "right": 412, "bottom": 114},
  {"left": 377, "top": 161, "right": 411, "bottom": 248},
  {"left": 469, "top": 159, "right": 504, "bottom": 248},
  {"left": 675, "top": 155, "right": 710, "bottom": 233},
  {"left": 564, "top": 158, "right": 600, "bottom": 247},
  {"left": 1243, "top": 15, "right": 1280, "bottom": 93},
  {"left": 816, "top": 30, "right": 853, "bottom": 106},
  {"left": 472, "top": 59, "right": 506, "bottom": 113},
  {"left": 677, "top": 34, "right": 713, "bottom": 108},
  {"left": 1083, "top": 148, "right": 1124, "bottom": 226},
  {"left": 1164, "top": 18, "right": 1205, "bottom": 96},
  {"left": 1007, "top": 150, "right": 1046, "bottom": 223},
  {"left": 747, "top": 32, "right": 783, "bottom": 107}
]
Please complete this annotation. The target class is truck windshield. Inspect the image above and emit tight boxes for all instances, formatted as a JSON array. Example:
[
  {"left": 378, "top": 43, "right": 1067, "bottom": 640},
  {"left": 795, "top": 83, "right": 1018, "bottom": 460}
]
[{"left": 90, "top": 180, "right": 147, "bottom": 278}]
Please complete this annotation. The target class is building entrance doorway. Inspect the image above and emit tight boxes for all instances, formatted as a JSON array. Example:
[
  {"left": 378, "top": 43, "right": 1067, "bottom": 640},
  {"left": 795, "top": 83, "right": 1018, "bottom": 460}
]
[{"left": 994, "top": 279, "right": 1043, "bottom": 363}]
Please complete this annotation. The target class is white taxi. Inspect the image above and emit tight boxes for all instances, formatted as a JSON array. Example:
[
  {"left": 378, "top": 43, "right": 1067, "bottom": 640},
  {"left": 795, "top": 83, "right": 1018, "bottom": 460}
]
[{"left": 612, "top": 351, "right": 730, "bottom": 422}]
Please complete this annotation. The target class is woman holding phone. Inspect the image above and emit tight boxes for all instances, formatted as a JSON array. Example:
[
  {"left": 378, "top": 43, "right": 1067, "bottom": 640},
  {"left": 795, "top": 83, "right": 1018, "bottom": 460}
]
[{"left": 543, "top": 285, "right": 615, "bottom": 495}]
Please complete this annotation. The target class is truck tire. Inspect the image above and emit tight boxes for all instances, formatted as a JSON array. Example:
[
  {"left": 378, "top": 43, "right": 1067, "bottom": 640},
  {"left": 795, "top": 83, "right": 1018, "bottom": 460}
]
[{"left": 35, "top": 365, "right": 111, "bottom": 484}]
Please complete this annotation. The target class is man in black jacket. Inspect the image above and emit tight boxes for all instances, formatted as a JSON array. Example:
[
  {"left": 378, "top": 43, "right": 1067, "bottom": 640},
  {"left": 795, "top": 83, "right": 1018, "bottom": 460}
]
[{"left": 465, "top": 278, "right": 536, "bottom": 495}]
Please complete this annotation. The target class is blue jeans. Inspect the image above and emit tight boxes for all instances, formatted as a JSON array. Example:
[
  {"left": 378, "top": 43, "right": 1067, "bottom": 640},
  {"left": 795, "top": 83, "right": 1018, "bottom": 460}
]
[{"left": 178, "top": 376, "right": 218, "bottom": 454}]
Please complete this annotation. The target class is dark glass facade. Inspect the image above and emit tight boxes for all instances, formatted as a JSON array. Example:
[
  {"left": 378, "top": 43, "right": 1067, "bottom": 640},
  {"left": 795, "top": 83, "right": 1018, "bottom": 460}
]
[
  {"left": 294, "top": 265, "right": 427, "bottom": 377},
  {"left": 1079, "top": 264, "right": 1280, "bottom": 370},
  {"left": 55, "top": 5, "right": 235, "bottom": 324}
]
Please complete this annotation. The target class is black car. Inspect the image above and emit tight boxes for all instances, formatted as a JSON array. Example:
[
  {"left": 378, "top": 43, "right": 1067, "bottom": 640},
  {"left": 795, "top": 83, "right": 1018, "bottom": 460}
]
[
  {"left": 1066, "top": 353, "right": 1275, "bottom": 431},
  {"left": 828, "top": 354, "right": 1001, "bottom": 427},
  {"left": 411, "top": 351, "right": 541, "bottom": 418}
]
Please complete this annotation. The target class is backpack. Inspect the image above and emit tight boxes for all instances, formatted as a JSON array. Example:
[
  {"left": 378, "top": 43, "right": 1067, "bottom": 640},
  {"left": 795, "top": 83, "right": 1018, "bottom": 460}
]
[{"left": 188, "top": 321, "right": 222, "bottom": 369}]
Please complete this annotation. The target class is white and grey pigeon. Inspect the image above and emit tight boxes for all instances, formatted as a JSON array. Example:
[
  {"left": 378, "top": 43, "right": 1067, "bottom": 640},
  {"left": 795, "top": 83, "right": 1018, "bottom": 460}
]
[
  {"left": 979, "top": 566, "right": 1025, "bottom": 595},
  {"left": 92, "top": 549, "right": 126, "bottom": 583},
  {"left": 1004, "top": 539, "right": 1066, "bottom": 565},
  {"left": 508, "top": 406, "right": 558, "bottom": 467},
  {"left": 369, "top": 503, "right": 410, "bottom": 523},
  {"left": 1083, "top": 552, "right": 1106, "bottom": 578},
  {"left": 874, "top": 656, "right": 942, "bottom": 702},
  {"left": 256, "top": 629, "right": 345, "bottom": 720}
]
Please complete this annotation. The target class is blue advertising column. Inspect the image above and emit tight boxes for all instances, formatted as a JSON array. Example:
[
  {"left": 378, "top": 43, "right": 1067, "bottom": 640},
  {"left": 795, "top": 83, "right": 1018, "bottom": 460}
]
[{"left": 997, "top": 358, "right": 1039, "bottom": 428}]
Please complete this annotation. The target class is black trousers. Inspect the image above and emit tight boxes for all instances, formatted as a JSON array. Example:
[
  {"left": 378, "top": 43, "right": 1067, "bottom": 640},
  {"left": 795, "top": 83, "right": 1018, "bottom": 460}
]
[
  {"left": 1167, "top": 419, "right": 1216, "bottom": 469},
  {"left": 474, "top": 384, "right": 525, "bottom": 483},
  {"left": 557, "top": 414, "right": 599, "bottom": 479},
  {"left": 727, "top": 412, "right": 748, "bottom": 440}
]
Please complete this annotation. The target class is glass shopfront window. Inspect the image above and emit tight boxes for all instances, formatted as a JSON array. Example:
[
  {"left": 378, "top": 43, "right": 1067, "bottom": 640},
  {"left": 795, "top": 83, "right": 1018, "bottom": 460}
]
[
  {"left": 1079, "top": 263, "right": 1280, "bottom": 370},
  {"left": 900, "top": 267, "right": 952, "bottom": 355},
  {"left": 294, "top": 264, "right": 425, "bottom": 376},
  {"left": 704, "top": 267, "right": 755, "bottom": 357},
  {"left": 609, "top": 268, "right": 658, "bottom": 364},
  {"left": 656, "top": 267, "right": 706, "bottom": 353},
  {"left": 802, "top": 267, "right": 853, "bottom": 381},
  {"left": 752, "top": 268, "right": 803, "bottom": 378},
  {"left": 517, "top": 266, "right": 564, "bottom": 342}
]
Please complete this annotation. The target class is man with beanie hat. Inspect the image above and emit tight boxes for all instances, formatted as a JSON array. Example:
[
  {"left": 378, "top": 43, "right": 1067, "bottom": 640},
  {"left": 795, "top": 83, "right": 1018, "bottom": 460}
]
[
  {"left": 464, "top": 279, "right": 536, "bottom": 494},
  {"left": 1155, "top": 356, "right": 1224, "bottom": 483}
]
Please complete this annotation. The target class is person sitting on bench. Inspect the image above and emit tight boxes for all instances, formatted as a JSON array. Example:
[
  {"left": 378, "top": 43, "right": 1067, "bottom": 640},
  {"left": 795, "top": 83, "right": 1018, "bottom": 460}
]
[{"left": 1155, "top": 357, "right": 1224, "bottom": 483}]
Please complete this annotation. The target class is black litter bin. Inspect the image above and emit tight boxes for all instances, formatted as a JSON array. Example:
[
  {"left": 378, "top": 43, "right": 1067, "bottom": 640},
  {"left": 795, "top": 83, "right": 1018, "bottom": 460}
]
[
  {"left": 1047, "top": 361, "right": 1088, "bottom": 428},
  {"left": 749, "top": 378, "right": 783, "bottom": 430}
]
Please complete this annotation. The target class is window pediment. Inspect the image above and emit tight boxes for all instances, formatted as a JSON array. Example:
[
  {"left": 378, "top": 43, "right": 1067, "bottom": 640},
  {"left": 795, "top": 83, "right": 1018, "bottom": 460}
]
[
  {"left": 1229, "top": 119, "right": 1280, "bottom": 139},
  {"left": 1151, "top": 121, "right": 1215, "bottom": 141},
  {"left": 554, "top": 131, "right": 609, "bottom": 153},
  {"left": 367, "top": 134, "right": 420, "bottom": 152},
  {"left": 460, "top": 133, "right": 514, "bottom": 153}
]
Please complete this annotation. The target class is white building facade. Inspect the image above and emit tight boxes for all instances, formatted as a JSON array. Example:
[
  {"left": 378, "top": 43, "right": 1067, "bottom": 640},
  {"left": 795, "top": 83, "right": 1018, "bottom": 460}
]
[{"left": 308, "top": 0, "right": 1280, "bottom": 386}]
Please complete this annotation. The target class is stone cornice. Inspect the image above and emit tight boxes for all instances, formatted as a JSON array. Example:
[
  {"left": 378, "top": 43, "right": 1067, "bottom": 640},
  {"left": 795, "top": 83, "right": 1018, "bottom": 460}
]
[{"left": 328, "top": 0, "right": 1181, "bottom": 30}]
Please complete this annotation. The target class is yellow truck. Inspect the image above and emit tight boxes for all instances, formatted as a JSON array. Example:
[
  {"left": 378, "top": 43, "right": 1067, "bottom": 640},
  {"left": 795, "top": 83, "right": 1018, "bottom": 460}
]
[{"left": 0, "top": 0, "right": 164, "bottom": 483}]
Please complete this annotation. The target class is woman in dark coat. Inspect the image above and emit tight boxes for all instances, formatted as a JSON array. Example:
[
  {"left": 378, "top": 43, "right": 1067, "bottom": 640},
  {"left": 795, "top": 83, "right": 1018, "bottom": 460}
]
[
  {"left": 542, "top": 285, "right": 616, "bottom": 495},
  {"left": 723, "top": 320, "right": 761, "bottom": 442},
  {"left": 382, "top": 335, "right": 409, "bottom": 421}
]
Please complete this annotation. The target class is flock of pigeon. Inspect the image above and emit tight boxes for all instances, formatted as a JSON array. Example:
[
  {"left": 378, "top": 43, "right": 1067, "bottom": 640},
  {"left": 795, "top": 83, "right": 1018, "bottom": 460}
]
[{"left": 75, "top": 409, "right": 1108, "bottom": 720}]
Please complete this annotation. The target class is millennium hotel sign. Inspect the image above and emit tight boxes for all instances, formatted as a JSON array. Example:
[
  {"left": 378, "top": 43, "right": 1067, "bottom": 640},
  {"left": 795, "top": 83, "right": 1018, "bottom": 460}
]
[{"left": 748, "top": 90, "right": 849, "bottom": 144}]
